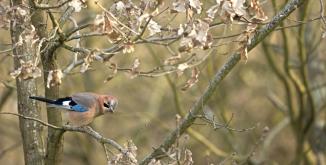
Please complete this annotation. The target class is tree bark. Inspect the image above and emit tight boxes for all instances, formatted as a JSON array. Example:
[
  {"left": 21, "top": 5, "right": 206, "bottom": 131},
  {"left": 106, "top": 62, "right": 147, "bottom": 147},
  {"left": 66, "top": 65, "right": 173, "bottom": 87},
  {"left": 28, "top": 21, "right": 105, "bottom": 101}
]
[
  {"left": 10, "top": 0, "right": 45, "bottom": 164},
  {"left": 28, "top": 4, "right": 64, "bottom": 165},
  {"left": 42, "top": 59, "right": 64, "bottom": 165}
]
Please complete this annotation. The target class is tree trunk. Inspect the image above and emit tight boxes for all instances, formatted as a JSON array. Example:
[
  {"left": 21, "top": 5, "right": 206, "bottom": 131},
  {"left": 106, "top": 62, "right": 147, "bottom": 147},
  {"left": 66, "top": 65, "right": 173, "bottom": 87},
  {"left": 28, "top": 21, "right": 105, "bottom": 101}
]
[
  {"left": 28, "top": 3, "right": 64, "bottom": 165},
  {"left": 10, "top": 0, "right": 45, "bottom": 164},
  {"left": 42, "top": 60, "right": 64, "bottom": 165}
]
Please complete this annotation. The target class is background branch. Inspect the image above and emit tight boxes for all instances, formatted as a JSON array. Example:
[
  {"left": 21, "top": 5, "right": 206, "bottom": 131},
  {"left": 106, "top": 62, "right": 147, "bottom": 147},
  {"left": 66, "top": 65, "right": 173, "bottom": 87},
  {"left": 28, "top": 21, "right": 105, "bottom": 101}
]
[{"left": 140, "top": 0, "right": 306, "bottom": 164}]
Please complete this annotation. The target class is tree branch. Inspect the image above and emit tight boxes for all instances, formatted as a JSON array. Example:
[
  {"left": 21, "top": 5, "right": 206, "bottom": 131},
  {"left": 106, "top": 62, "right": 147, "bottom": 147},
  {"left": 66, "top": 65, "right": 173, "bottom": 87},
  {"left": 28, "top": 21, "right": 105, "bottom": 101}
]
[
  {"left": 140, "top": 0, "right": 306, "bottom": 164},
  {"left": 0, "top": 112, "right": 125, "bottom": 153},
  {"left": 34, "top": 0, "right": 72, "bottom": 10}
]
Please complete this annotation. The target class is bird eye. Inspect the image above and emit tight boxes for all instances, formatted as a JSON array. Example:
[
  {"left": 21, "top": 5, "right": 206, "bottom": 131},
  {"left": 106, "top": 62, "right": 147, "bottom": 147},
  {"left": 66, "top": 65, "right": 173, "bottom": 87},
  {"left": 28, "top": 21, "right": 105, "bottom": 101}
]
[
  {"left": 103, "top": 100, "right": 117, "bottom": 113},
  {"left": 103, "top": 103, "right": 110, "bottom": 109}
]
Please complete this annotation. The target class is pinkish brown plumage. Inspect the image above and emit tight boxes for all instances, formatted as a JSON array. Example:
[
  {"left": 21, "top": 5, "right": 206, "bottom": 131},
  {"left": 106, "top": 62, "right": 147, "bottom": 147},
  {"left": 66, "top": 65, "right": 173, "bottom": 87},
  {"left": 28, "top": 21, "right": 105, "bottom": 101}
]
[{"left": 30, "top": 92, "right": 118, "bottom": 127}]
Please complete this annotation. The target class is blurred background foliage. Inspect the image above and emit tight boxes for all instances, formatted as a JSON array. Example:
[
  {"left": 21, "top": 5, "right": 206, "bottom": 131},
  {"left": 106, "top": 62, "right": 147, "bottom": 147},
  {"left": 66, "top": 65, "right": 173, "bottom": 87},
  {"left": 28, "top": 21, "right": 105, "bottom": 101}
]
[{"left": 0, "top": 0, "right": 325, "bottom": 164}]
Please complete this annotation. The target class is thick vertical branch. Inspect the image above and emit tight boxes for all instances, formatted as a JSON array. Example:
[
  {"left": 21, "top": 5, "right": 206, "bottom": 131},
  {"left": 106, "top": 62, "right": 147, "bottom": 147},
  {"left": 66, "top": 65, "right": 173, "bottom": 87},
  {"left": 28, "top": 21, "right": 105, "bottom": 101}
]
[
  {"left": 42, "top": 57, "right": 64, "bottom": 165},
  {"left": 10, "top": 0, "right": 45, "bottom": 164},
  {"left": 29, "top": 4, "right": 76, "bottom": 165},
  {"left": 42, "top": 60, "right": 64, "bottom": 165},
  {"left": 140, "top": 0, "right": 306, "bottom": 164},
  {"left": 29, "top": 2, "right": 65, "bottom": 165},
  {"left": 295, "top": 2, "right": 315, "bottom": 163}
]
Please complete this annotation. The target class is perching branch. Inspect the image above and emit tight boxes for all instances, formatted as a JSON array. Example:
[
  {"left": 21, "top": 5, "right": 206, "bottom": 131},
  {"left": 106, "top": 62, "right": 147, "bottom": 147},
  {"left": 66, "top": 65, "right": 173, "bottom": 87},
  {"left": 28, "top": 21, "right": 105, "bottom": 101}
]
[
  {"left": 140, "top": 0, "right": 306, "bottom": 164},
  {"left": 0, "top": 112, "right": 124, "bottom": 153}
]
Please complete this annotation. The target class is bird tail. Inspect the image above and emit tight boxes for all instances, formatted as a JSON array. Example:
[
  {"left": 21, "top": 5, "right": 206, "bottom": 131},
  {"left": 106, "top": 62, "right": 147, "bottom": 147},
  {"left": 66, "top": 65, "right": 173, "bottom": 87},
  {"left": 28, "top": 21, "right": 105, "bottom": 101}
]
[{"left": 29, "top": 96, "right": 56, "bottom": 104}]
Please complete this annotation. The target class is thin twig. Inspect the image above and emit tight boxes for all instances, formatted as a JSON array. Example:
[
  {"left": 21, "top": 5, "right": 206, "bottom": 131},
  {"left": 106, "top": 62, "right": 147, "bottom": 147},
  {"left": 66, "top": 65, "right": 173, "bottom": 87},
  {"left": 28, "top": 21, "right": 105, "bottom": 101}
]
[
  {"left": 94, "top": 1, "right": 139, "bottom": 35},
  {"left": 0, "top": 47, "right": 14, "bottom": 54},
  {"left": 199, "top": 114, "right": 256, "bottom": 132},
  {"left": 102, "top": 143, "right": 111, "bottom": 164},
  {"left": 275, "top": 17, "right": 321, "bottom": 31},
  {"left": 133, "top": 15, "right": 153, "bottom": 41},
  {"left": 63, "top": 17, "right": 82, "bottom": 77},
  {"left": 66, "top": 23, "right": 93, "bottom": 37},
  {"left": 319, "top": 0, "right": 326, "bottom": 29},
  {"left": 67, "top": 32, "right": 108, "bottom": 41},
  {"left": 34, "top": 0, "right": 72, "bottom": 10},
  {"left": 0, "top": 112, "right": 60, "bottom": 129}
]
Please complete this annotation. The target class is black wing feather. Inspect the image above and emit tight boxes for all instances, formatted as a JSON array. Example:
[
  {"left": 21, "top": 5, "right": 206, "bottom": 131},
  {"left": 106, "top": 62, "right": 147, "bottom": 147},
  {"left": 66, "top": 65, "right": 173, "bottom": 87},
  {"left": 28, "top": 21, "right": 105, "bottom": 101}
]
[
  {"left": 30, "top": 96, "right": 77, "bottom": 106},
  {"left": 29, "top": 96, "right": 56, "bottom": 104},
  {"left": 54, "top": 97, "right": 77, "bottom": 106}
]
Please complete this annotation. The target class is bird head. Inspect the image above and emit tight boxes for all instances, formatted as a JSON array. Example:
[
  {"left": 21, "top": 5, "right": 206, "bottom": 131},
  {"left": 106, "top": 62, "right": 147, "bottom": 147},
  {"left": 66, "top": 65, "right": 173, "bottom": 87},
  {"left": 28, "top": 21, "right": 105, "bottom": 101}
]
[{"left": 102, "top": 95, "right": 118, "bottom": 113}]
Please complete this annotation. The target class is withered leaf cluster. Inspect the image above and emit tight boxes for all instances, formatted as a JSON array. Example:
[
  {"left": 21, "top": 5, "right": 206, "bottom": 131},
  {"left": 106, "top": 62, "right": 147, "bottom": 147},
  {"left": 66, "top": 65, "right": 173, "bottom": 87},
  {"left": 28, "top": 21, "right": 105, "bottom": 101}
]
[{"left": 2, "top": 0, "right": 268, "bottom": 91}]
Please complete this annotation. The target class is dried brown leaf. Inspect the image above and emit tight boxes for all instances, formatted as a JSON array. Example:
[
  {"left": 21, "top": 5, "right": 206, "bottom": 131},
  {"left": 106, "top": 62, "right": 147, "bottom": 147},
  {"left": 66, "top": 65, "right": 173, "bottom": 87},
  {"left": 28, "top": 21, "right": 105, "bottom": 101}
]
[
  {"left": 104, "top": 13, "right": 114, "bottom": 34},
  {"left": 104, "top": 63, "right": 118, "bottom": 83},
  {"left": 249, "top": 0, "right": 268, "bottom": 21},
  {"left": 177, "top": 63, "right": 189, "bottom": 72},
  {"left": 203, "top": 33, "right": 213, "bottom": 50},
  {"left": 111, "top": 63, "right": 118, "bottom": 74},
  {"left": 177, "top": 24, "right": 185, "bottom": 35},
  {"left": 46, "top": 69, "right": 63, "bottom": 88},
  {"left": 183, "top": 149, "right": 194, "bottom": 165},
  {"left": 181, "top": 67, "right": 200, "bottom": 91},
  {"left": 194, "top": 20, "right": 209, "bottom": 43},
  {"left": 164, "top": 54, "right": 182, "bottom": 65},
  {"left": 110, "top": 140, "right": 138, "bottom": 164},
  {"left": 172, "top": 0, "right": 186, "bottom": 13},
  {"left": 237, "top": 33, "right": 249, "bottom": 60},
  {"left": 80, "top": 51, "right": 101, "bottom": 73},
  {"left": 206, "top": 4, "right": 219, "bottom": 19},
  {"left": 148, "top": 159, "right": 162, "bottom": 165},
  {"left": 236, "top": 22, "right": 257, "bottom": 61},
  {"left": 131, "top": 58, "right": 140, "bottom": 71},
  {"left": 16, "top": 6, "right": 27, "bottom": 16},
  {"left": 10, "top": 60, "right": 42, "bottom": 80},
  {"left": 129, "top": 58, "right": 140, "bottom": 79},
  {"left": 148, "top": 19, "right": 161, "bottom": 36},
  {"left": 179, "top": 19, "right": 211, "bottom": 51},
  {"left": 213, "top": 0, "right": 246, "bottom": 23},
  {"left": 115, "top": 1, "right": 125, "bottom": 11},
  {"left": 178, "top": 37, "right": 194, "bottom": 53},
  {"left": 93, "top": 14, "right": 105, "bottom": 30},
  {"left": 123, "top": 42, "right": 135, "bottom": 54},
  {"left": 176, "top": 63, "right": 189, "bottom": 76},
  {"left": 93, "top": 12, "right": 122, "bottom": 42},
  {"left": 189, "top": 0, "right": 202, "bottom": 14},
  {"left": 104, "top": 76, "right": 114, "bottom": 83},
  {"left": 68, "top": 0, "right": 85, "bottom": 12},
  {"left": 322, "top": 31, "right": 326, "bottom": 38},
  {"left": 104, "top": 13, "right": 123, "bottom": 42}
]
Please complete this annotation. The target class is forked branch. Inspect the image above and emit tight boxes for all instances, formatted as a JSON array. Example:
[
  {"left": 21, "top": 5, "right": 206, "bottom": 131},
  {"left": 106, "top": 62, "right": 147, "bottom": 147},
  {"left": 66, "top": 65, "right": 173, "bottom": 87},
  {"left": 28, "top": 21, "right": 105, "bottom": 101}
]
[{"left": 140, "top": 0, "right": 306, "bottom": 164}]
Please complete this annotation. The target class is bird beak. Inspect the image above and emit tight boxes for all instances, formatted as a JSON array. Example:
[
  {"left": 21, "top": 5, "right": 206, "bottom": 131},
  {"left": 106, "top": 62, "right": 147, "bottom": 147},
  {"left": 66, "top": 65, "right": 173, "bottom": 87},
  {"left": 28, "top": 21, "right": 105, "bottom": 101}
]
[{"left": 108, "top": 99, "right": 118, "bottom": 113}]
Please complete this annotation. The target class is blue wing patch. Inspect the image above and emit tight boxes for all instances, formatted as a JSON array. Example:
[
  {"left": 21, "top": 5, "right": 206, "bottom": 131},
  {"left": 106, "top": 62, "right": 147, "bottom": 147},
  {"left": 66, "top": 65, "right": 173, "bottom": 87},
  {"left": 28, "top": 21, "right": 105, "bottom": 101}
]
[
  {"left": 71, "top": 104, "right": 88, "bottom": 112},
  {"left": 51, "top": 97, "right": 88, "bottom": 112}
]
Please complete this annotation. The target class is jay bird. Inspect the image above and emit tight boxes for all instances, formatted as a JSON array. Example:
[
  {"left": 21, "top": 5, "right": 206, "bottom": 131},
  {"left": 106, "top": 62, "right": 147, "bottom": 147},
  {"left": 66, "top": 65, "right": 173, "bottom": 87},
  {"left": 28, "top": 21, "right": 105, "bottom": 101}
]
[{"left": 29, "top": 92, "right": 118, "bottom": 127}]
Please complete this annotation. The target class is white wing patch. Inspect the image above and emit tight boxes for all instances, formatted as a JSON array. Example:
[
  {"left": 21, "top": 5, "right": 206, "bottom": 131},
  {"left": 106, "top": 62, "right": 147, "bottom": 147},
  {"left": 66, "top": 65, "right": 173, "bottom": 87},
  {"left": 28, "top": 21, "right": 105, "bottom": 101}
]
[{"left": 62, "top": 101, "right": 71, "bottom": 106}]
